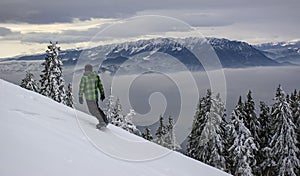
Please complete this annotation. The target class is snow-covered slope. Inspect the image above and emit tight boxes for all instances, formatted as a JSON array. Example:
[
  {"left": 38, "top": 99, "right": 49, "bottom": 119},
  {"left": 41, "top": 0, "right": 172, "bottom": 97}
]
[{"left": 0, "top": 79, "right": 230, "bottom": 176}]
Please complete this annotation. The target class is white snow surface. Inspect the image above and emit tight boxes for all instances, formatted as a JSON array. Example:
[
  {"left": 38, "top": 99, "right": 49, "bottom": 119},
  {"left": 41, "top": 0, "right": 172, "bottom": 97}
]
[{"left": 0, "top": 79, "right": 230, "bottom": 176}]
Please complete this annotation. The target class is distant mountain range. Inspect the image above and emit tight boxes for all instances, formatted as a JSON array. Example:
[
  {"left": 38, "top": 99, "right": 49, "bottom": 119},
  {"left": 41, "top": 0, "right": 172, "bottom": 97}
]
[
  {"left": 255, "top": 40, "right": 300, "bottom": 65},
  {"left": 1, "top": 37, "right": 298, "bottom": 75}
]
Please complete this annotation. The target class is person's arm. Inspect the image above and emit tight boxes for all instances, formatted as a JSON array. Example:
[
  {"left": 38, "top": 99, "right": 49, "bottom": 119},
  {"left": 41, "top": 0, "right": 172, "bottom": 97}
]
[
  {"left": 97, "top": 75, "right": 105, "bottom": 100},
  {"left": 79, "top": 76, "right": 86, "bottom": 98}
]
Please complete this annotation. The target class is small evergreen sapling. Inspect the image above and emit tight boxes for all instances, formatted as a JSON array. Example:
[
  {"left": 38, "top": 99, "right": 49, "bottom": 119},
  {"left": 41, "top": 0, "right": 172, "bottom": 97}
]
[
  {"left": 123, "top": 109, "right": 141, "bottom": 135},
  {"left": 111, "top": 97, "right": 124, "bottom": 127},
  {"left": 142, "top": 127, "right": 153, "bottom": 141},
  {"left": 65, "top": 83, "right": 74, "bottom": 108},
  {"left": 20, "top": 71, "right": 39, "bottom": 92},
  {"left": 105, "top": 87, "right": 115, "bottom": 123}
]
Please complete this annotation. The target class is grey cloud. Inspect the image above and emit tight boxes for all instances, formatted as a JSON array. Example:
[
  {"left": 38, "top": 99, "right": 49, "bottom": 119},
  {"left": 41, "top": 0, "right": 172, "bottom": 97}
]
[
  {"left": 8, "top": 25, "right": 107, "bottom": 44},
  {"left": 17, "top": 32, "right": 90, "bottom": 44},
  {"left": 13, "top": 16, "right": 194, "bottom": 44},
  {"left": 0, "top": 0, "right": 299, "bottom": 45},
  {"left": 0, "top": 0, "right": 299, "bottom": 25},
  {"left": 137, "top": 10, "right": 236, "bottom": 27},
  {"left": 95, "top": 16, "right": 192, "bottom": 39},
  {"left": 0, "top": 27, "right": 13, "bottom": 36}
]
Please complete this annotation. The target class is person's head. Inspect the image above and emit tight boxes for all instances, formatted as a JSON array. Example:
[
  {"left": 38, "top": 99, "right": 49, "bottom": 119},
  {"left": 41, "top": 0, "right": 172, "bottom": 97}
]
[{"left": 84, "top": 64, "right": 93, "bottom": 72}]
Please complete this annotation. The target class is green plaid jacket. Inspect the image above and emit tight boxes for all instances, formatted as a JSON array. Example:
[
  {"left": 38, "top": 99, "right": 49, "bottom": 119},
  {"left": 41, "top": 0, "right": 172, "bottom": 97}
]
[{"left": 79, "top": 71, "right": 105, "bottom": 100}]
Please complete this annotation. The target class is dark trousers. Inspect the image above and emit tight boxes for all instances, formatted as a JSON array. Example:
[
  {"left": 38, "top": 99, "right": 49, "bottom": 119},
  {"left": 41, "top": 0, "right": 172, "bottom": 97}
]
[{"left": 86, "top": 100, "right": 108, "bottom": 124}]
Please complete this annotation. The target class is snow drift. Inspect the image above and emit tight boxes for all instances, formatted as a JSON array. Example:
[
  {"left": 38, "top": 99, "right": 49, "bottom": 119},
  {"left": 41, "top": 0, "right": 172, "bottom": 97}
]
[{"left": 0, "top": 79, "right": 230, "bottom": 176}]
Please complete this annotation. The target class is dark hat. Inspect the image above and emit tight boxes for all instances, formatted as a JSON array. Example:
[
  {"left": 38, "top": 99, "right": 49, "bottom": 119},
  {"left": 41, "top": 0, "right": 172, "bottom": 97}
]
[{"left": 84, "top": 64, "right": 93, "bottom": 72}]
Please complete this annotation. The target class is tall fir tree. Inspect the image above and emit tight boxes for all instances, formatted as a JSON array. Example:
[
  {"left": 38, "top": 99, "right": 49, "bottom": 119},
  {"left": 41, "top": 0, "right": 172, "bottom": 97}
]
[
  {"left": 297, "top": 91, "right": 300, "bottom": 175},
  {"left": 164, "top": 117, "right": 181, "bottom": 150},
  {"left": 290, "top": 90, "right": 299, "bottom": 124},
  {"left": 290, "top": 89, "right": 300, "bottom": 174},
  {"left": 224, "top": 116, "right": 236, "bottom": 174},
  {"left": 142, "top": 127, "right": 153, "bottom": 141},
  {"left": 244, "top": 90, "right": 261, "bottom": 175},
  {"left": 65, "top": 83, "right": 74, "bottom": 108},
  {"left": 229, "top": 97, "right": 258, "bottom": 176},
  {"left": 20, "top": 71, "right": 39, "bottom": 92},
  {"left": 297, "top": 90, "right": 300, "bottom": 170},
  {"left": 269, "top": 85, "right": 299, "bottom": 176},
  {"left": 186, "top": 89, "right": 212, "bottom": 160},
  {"left": 39, "top": 41, "right": 66, "bottom": 104},
  {"left": 201, "top": 93, "right": 227, "bottom": 171},
  {"left": 187, "top": 91, "right": 227, "bottom": 171},
  {"left": 154, "top": 115, "right": 167, "bottom": 146},
  {"left": 259, "top": 101, "right": 274, "bottom": 176}
]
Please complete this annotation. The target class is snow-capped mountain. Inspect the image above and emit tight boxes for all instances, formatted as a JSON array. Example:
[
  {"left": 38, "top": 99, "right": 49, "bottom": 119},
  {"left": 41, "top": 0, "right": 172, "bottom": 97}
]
[
  {"left": 207, "top": 38, "right": 279, "bottom": 67},
  {"left": 255, "top": 40, "right": 300, "bottom": 65},
  {"left": 0, "top": 79, "right": 230, "bottom": 176},
  {"left": 0, "top": 37, "right": 281, "bottom": 76},
  {"left": 100, "top": 38, "right": 202, "bottom": 74}
]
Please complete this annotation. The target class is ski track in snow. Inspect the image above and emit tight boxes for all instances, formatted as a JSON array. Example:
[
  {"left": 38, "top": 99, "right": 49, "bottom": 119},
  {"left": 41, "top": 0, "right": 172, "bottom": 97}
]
[{"left": 10, "top": 109, "right": 40, "bottom": 116}]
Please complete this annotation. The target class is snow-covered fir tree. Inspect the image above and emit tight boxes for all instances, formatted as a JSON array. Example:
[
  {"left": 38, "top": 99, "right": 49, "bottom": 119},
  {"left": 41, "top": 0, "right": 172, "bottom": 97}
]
[
  {"left": 198, "top": 93, "right": 227, "bottom": 171},
  {"left": 187, "top": 91, "right": 227, "bottom": 171},
  {"left": 111, "top": 97, "right": 124, "bottom": 127},
  {"left": 259, "top": 101, "right": 274, "bottom": 176},
  {"left": 186, "top": 89, "right": 212, "bottom": 160},
  {"left": 290, "top": 90, "right": 299, "bottom": 124},
  {"left": 142, "top": 127, "right": 153, "bottom": 141},
  {"left": 164, "top": 117, "right": 181, "bottom": 151},
  {"left": 244, "top": 90, "right": 261, "bottom": 175},
  {"left": 244, "top": 91, "right": 261, "bottom": 145},
  {"left": 105, "top": 87, "right": 114, "bottom": 123},
  {"left": 224, "top": 117, "right": 236, "bottom": 174},
  {"left": 229, "top": 97, "right": 258, "bottom": 176},
  {"left": 269, "top": 85, "right": 299, "bottom": 176},
  {"left": 123, "top": 109, "right": 141, "bottom": 135},
  {"left": 39, "top": 41, "right": 66, "bottom": 104},
  {"left": 154, "top": 115, "right": 167, "bottom": 146},
  {"left": 290, "top": 90, "right": 300, "bottom": 156},
  {"left": 106, "top": 95, "right": 140, "bottom": 135},
  {"left": 297, "top": 90, "right": 300, "bottom": 170},
  {"left": 65, "top": 83, "right": 74, "bottom": 108},
  {"left": 20, "top": 71, "right": 39, "bottom": 92}
]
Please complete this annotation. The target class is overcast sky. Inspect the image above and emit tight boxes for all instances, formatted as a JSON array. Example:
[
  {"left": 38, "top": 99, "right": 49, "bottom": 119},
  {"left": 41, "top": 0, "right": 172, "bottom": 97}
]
[{"left": 0, "top": 0, "right": 299, "bottom": 58}]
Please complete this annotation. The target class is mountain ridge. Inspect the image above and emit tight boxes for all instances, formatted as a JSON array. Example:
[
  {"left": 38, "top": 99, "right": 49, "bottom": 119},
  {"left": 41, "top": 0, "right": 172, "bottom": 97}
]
[
  {"left": 255, "top": 40, "right": 300, "bottom": 65},
  {"left": 0, "top": 37, "right": 283, "bottom": 74}
]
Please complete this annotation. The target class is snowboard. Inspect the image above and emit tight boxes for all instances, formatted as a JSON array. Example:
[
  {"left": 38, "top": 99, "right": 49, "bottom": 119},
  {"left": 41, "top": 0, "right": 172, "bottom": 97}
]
[{"left": 96, "top": 123, "right": 108, "bottom": 131}]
